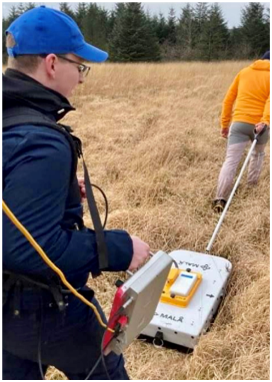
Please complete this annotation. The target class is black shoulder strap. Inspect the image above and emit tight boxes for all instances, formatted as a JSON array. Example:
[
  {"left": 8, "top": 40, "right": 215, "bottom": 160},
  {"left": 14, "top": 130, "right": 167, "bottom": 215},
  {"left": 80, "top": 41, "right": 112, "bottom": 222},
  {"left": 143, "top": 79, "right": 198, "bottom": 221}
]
[
  {"left": 82, "top": 157, "right": 108, "bottom": 271},
  {"left": 3, "top": 107, "right": 108, "bottom": 274}
]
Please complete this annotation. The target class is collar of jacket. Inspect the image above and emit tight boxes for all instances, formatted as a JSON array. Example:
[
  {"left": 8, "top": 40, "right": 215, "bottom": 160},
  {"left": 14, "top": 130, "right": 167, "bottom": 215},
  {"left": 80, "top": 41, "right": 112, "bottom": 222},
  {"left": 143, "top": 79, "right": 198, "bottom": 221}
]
[
  {"left": 3, "top": 68, "right": 75, "bottom": 122},
  {"left": 250, "top": 60, "right": 270, "bottom": 72}
]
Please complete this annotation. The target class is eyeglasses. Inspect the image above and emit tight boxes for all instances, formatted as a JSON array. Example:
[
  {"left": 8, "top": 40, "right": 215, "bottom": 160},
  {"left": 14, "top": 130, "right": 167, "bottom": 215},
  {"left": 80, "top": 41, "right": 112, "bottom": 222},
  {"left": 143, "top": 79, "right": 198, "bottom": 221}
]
[{"left": 56, "top": 55, "right": 91, "bottom": 77}]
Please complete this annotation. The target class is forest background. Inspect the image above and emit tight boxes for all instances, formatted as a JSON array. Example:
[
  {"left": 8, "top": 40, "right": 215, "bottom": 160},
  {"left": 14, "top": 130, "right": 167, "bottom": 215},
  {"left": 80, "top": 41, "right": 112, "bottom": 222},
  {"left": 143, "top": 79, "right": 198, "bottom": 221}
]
[{"left": 2, "top": 2, "right": 270, "bottom": 63}]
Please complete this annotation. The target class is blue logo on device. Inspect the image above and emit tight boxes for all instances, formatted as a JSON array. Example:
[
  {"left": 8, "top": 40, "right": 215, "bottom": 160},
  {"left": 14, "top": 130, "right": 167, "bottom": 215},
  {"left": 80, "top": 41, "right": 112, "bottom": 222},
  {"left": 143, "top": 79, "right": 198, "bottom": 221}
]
[{"left": 181, "top": 274, "right": 193, "bottom": 279}]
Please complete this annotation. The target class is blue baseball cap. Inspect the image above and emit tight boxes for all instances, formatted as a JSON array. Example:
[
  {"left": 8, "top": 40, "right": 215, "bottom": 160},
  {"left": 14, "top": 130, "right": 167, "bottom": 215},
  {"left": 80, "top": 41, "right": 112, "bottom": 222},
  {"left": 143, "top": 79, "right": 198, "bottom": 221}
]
[{"left": 6, "top": 6, "right": 108, "bottom": 62}]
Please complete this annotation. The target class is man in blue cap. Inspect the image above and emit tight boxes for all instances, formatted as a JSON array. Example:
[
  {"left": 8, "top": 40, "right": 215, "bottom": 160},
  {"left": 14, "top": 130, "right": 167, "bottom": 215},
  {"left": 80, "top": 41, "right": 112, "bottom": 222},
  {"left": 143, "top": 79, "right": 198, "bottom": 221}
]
[{"left": 3, "top": 6, "right": 150, "bottom": 380}]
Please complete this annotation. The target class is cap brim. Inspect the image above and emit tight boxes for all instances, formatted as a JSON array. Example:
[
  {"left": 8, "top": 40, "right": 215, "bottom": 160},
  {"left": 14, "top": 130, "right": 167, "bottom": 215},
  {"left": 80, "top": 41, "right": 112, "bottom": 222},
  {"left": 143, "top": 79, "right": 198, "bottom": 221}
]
[{"left": 73, "top": 42, "right": 108, "bottom": 63}]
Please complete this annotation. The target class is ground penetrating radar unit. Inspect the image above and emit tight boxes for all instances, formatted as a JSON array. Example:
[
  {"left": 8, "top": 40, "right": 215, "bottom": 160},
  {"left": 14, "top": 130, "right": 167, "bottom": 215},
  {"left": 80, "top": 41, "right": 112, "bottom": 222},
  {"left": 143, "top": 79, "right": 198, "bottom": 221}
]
[
  {"left": 104, "top": 249, "right": 232, "bottom": 354},
  {"left": 141, "top": 249, "right": 232, "bottom": 349}
]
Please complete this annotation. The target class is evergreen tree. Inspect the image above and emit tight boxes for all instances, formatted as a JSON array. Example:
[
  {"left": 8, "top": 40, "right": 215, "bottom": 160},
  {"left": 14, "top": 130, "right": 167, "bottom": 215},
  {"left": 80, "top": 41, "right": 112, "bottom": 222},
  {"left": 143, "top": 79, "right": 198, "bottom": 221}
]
[
  {"left": 83, "top": 4, "right": 108, "bottom": 51},
  {"left": 194, "top": 2, "right": 210, "bottom": 32},
  {"left": 194, "top": 2, "right": 210, "bottom": 59},
  {"left": 155, "top": 13, "right": 168, "bottom": 44},
  {"left": 75, "top": 2, "right": 88, "bottom": 31},
  {"left": 59, "top": 3, "right": 75, "bottom": 20},
  {"left": 109, "top": 3, "right": 160, "bottom": 62},
  {"left": 114, "top": 2, "right": 127, "bottom": 18},
  {"left": 145, "top": 9, "right": 153, "bottom": 29},
  {"left": 17, "top": 3, "right": 26, "bottom": 15},
  {"left": 201, "top": 3, "right": 229, "bottom": 60},
  {"left": 107, "top": 3, "right": 126, "bottom": 57},
  {"left": 229, "top": 27, "right": 244, "bottom": 59},
  {"left": 148, "top": 14, "right": 159, "bottom": 36},
  {"left": 96, "top": 8, "right": 109, "bottom": 49},
  {"left": 240, "top": 2, "right": 269, "bottom": 58},
  {"left": 176, "top": 3, "right": 196, "bottom": 59},
  {"left": 24, "top": 3, "right": 36, "bottom": 12},
  {"left": 160, "top": 8, "right": 179, "bottom": 61},
  {"left": 166, "top": 7, "right": 177, "bottom": 45},
  {"left": 7, "top": 6, "right": 20, "bottom": 24},
  {"left": 107, "top": 10, "right": 117, "bottom": 40}
]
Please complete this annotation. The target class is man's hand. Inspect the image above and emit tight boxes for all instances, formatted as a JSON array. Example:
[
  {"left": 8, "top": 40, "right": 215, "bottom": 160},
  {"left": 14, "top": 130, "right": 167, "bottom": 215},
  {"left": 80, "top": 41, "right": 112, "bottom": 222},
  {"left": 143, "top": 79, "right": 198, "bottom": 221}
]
[
  {"left": 255, "top": 122, "right": 269, "bottom": 134},
  {"left": 78, "top": 177, "right": 86, "bottom": 202},
  {"left": 221, "top": 128, "right": 229, "bottom": 139},
  {"left": 128, "top": 236, "right": 150, "bottom": 271}
]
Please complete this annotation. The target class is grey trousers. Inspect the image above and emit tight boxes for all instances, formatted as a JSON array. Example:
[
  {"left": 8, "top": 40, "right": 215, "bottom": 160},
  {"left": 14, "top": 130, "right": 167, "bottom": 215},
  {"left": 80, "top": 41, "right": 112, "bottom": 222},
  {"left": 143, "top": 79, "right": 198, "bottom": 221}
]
[{"left": 216, "top": 122, "right": 269, "bottom": 201}]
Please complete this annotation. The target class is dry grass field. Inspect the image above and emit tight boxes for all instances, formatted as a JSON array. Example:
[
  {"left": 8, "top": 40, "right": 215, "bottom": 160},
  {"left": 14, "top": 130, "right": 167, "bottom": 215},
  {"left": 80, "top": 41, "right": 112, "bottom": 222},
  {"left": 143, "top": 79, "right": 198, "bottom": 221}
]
[{"left": 47, "top": 62, "right": 270, "bottom": 380}]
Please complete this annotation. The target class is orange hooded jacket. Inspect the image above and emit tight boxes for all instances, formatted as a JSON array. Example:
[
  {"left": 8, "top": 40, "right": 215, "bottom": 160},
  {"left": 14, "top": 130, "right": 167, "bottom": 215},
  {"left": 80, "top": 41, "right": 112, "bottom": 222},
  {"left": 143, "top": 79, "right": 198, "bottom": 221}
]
[{"left": 221, "top": 60, "right": 270, "bottom": 129}]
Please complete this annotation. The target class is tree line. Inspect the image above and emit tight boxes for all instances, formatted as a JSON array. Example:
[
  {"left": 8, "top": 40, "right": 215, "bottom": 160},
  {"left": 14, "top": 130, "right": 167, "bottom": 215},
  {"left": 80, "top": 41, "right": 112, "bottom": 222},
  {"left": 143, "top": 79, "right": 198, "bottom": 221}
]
[{"left": 2, "top": 2, "right": 270, "bottom": 63}]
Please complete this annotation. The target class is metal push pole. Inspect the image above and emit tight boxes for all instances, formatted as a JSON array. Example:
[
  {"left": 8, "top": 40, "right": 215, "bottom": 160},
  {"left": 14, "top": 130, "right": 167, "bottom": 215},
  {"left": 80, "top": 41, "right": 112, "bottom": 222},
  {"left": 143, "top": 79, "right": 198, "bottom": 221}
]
[{"left": 206, "top": 126, "right": 267, "bottom": 252}]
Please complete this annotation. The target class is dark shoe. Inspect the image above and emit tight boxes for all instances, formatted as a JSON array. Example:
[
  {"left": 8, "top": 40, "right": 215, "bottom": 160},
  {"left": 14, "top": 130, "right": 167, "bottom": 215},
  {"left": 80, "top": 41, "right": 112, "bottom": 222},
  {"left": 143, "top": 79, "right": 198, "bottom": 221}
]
[{"left": 212, "top": 199, "right": 226, "bottom": 213}]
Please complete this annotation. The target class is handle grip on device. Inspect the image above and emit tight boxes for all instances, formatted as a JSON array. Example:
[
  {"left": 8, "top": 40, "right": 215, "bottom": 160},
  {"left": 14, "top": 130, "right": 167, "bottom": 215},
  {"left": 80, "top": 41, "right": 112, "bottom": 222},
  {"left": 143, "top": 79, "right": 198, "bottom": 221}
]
[{"left": 126, "top": 251, "right": 155, "bottom": 277}]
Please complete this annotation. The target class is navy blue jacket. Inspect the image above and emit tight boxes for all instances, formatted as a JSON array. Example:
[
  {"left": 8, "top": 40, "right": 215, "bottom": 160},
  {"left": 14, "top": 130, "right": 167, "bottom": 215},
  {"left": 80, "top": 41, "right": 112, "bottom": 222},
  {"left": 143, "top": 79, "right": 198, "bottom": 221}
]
[{"left": 3, "top": 69, "right": 133, "bottom": 288}]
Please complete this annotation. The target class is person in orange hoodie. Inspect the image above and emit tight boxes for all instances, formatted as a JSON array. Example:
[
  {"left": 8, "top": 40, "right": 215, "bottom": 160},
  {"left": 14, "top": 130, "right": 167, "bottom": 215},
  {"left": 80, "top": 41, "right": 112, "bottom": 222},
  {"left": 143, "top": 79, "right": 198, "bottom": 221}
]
[{"left": 213, "top": 51, "right": 270, "bottom": 212}]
